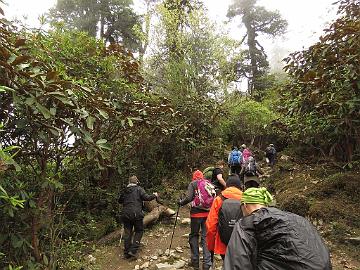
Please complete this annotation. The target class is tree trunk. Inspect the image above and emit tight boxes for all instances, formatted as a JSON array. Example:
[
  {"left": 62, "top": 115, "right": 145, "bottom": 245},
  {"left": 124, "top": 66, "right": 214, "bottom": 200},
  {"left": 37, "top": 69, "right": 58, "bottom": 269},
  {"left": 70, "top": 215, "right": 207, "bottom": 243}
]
[{"left": 243, "top": 11, "right": 258, "bottom": 96}]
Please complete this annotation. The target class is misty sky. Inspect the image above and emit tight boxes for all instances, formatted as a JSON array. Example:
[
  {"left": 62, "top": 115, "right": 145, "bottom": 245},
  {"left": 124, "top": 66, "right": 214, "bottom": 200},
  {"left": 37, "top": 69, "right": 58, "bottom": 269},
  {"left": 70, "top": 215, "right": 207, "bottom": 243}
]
[{"left": 2, "top": 0, "right": 337, "bottom": 69}]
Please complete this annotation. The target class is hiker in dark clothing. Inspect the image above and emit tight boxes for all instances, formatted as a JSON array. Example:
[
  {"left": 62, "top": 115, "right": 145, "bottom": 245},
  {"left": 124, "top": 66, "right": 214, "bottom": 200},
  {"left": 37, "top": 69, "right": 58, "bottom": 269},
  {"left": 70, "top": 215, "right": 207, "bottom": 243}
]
[
  {"left": 178, "top": 170, "right": 214, "bottom": 270},
  {"left": 265, "top": 143, "right": 276, "bottom": 168},
  {"left": 224, "top": 188, "right": 332, "bottom": 270},
  {"left": 211, "top": 160, "right": 226, "bottom": 195},
  {"left": 240, "top": 156, "right": 263, "bottom": 190},
  {"left": 118, "top": 175, "right": 158, "bottom": 259}
]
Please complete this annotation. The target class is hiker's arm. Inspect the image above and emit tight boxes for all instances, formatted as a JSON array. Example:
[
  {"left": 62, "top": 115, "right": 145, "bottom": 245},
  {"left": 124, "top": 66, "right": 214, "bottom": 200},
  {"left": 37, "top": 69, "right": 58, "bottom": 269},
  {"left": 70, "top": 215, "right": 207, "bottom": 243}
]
[
  {"left": 224, "top": 223, "right": 256, "bottom": 270},
  {"left": 217, "top": 174, "right": 226, "bottom": 188},
  {"left": 179, "top": 182, "right": 195, "bottom": 206},
  {"left": 139, "top": 187, "right": 156, "bottom": 201},
  {"left": 206, "top": 198, "right": 221, "bottom": 251},
  {"left": 118, "top": 192, "right": 124, "bottom": 204},
  {"left": 227, "top": 153, "right": 231, "bottom": 165}
]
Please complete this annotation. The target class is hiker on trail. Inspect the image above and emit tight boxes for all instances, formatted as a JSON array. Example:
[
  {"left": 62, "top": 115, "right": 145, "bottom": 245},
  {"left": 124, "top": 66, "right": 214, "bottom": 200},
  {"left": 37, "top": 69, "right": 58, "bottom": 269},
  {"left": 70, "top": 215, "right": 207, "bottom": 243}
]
[
  {"left": 224, "top": 187, "right": 332, "bottom": 270},
  {"left": 240, "top": 156, "right": 263, "bottom": 190},
  {"left": 118, "top": 175, "right": 158, "bottom": 260},
  {"left": 206, "top": 174, "right": 243, "bottom": 263},
  {"left": 211, "top": 160, "right": 227, "bottom": 195},
  {"left": 178, "top": 170, "right": 215, "bottom": 270},
  {"left": 227, "top": 146, "right": 242, "bottom": 176},
  {"left": 241, "top": 144, "right": 253, "bottom": 163},
  {"left": 265, "top": 143, "right": 276, "bottom": 168}
]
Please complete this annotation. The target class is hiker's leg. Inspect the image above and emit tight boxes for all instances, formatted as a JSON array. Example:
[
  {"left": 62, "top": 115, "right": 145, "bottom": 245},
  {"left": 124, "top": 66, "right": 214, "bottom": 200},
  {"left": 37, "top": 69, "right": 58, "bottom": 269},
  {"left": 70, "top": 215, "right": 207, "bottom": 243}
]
[
  {"left": 235, "top": 165, "right": 241, "bottom": 176},
  {"left": 130, "top": 218, "right": 144, "bottom": 255},
  {"left": 200, "top": 217, "right": 212, "bottom": 269},
  {"left": 189, "top": 217, "right": 201, "bottom": 268},
  {"left": 123, "top": 217, "right": 133, "bottom": 255}
]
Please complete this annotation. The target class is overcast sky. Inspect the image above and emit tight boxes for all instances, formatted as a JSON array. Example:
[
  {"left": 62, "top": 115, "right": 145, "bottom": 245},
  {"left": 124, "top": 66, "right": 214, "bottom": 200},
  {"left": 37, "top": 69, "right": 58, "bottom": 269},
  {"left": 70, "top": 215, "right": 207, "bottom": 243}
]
[{"left": 2, "top": 0, "right": 337, "bottom": 69}]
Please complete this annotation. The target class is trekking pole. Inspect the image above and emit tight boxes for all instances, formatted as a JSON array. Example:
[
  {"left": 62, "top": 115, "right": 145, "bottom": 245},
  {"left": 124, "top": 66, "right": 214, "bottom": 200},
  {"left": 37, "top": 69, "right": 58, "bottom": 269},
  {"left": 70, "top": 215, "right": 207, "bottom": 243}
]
[
  {"left": 168, "top": 204, "right": 180, "bottom": 252},
  {"left": 119, "top": 225, "right": 124, "bottom": 246}
]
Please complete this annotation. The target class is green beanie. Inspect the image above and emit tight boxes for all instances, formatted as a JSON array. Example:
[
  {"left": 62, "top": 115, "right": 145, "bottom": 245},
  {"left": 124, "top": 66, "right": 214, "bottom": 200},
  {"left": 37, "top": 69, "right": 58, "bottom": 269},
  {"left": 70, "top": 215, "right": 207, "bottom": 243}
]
[{"left": 242, "top": 187, "right": 273, "bottom": 206}]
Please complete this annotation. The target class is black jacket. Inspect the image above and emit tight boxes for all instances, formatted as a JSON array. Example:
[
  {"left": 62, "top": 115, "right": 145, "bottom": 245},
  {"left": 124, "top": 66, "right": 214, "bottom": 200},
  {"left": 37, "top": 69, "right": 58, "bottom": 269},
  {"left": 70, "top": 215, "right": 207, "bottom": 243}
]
[
  {"left": 224, "top": 207, "right": 332, "bottom": 270},
  {"left": 118, "top": 184, "right": 156, "bottom": 220}
]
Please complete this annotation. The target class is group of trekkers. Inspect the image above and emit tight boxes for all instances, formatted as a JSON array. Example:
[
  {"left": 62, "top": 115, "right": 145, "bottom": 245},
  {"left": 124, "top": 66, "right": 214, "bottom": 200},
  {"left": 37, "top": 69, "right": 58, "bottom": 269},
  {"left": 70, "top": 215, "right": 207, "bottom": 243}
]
[{"left": 118, "top": 144, "right": 332, "bottom": 270}]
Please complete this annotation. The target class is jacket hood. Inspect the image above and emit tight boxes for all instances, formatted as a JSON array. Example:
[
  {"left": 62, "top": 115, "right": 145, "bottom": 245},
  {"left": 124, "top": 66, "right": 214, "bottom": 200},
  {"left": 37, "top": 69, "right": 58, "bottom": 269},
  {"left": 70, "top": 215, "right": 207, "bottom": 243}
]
[
  {"left": 124, "top": 184, "right": 138, "bottom": 193},
  {"left": 192, "top": 170, "right": 204, "bottom": 181},
  {"left": 221, "top": 186, "right": 242, "bottom": 200}
]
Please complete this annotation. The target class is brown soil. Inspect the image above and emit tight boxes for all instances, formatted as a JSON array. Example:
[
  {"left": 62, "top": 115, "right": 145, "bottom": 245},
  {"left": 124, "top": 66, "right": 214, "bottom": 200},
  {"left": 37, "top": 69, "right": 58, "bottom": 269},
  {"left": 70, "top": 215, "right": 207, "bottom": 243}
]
[
  {"left": 90, "top": 163, "right": 360, "bottom": 270},
  {"left": 92, "top": 207, "right": 197, "bottom": 270}
]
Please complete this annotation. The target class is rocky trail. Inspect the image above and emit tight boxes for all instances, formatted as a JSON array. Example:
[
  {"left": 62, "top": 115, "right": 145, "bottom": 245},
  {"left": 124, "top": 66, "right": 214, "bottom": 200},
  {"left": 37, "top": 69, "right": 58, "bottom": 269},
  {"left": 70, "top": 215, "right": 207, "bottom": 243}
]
[
  {"left": 87, "top": 163, "right": 360, "bottom": 270},
  {"left": 88, "top": 205, "right": 360, "bottom": 270},
  {"left": 88, "top": 207, "right": 226, "bottom": 270}
]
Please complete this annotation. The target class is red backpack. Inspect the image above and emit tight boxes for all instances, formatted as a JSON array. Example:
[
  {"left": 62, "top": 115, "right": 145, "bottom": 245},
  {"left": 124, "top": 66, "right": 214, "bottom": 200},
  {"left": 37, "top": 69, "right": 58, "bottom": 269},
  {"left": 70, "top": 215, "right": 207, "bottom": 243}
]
[{"left": 191, "top": 179, "right": 216, "bottom": 210}]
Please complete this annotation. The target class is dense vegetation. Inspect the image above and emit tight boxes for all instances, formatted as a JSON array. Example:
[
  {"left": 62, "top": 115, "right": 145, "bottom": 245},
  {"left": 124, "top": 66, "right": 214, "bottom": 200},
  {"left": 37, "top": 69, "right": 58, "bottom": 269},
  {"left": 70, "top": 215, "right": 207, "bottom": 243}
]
[{"left": 0, "top": 0, "right": 359, "bottom": 269}]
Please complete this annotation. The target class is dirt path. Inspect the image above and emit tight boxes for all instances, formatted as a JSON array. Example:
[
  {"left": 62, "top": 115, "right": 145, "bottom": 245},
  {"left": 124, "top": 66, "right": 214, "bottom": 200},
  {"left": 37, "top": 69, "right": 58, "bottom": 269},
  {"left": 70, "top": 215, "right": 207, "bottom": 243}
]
[
  {"left": 90, "top": 207, "right": 360, "bottom": 270},
  {"left": 91, "top": 207, "right": 222, "bottom": 270}
]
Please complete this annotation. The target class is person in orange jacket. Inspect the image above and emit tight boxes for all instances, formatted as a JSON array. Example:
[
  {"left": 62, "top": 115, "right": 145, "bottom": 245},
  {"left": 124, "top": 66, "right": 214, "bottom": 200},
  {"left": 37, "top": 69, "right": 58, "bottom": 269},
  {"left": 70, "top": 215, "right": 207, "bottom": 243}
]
[{"left": 205, "top": 174, "right": 243, "bottom": 262}]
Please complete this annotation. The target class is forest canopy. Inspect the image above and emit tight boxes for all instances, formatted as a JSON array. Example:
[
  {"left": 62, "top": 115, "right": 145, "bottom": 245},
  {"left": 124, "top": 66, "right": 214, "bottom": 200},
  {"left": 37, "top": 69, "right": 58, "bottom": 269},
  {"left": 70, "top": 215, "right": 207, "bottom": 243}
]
[{"left": 0, "top": 0, "right": 359, "bottom": 268}]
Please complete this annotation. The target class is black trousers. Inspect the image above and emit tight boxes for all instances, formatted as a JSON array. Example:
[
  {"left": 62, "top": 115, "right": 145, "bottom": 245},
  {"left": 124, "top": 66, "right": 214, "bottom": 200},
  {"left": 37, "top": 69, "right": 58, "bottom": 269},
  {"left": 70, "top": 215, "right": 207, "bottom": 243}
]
[
  {"left": 123, "top": 216, "right": 144, "bottom": 255},
  {"left": 230, "top": 165, "right": 241, "bottom": 176}
]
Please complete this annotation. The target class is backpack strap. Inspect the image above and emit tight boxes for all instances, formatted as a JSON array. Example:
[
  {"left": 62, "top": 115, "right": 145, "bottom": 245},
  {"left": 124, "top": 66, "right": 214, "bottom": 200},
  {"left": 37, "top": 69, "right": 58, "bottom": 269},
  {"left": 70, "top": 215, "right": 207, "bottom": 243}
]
[{"left": 219, "top": 194, "right": 227, "bottom": 201}]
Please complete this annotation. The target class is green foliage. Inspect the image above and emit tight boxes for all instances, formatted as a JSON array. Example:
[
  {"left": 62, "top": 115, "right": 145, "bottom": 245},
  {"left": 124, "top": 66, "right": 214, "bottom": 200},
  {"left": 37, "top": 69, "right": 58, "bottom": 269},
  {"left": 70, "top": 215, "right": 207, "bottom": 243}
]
[
  {"left": 49, "top": 0, "right": 142, "bottom": 51},
  {"left": 281, "top": 0, "right": 360, "bottom": 162},
  {"left": 145, "top": 1, "right": 240, "bottom": 97},
  {"left": 220, "top": 96, "right": 278, "bottom": 147},
  {"left": 56, "top": 238, "right": 90, "bottom": 270}
]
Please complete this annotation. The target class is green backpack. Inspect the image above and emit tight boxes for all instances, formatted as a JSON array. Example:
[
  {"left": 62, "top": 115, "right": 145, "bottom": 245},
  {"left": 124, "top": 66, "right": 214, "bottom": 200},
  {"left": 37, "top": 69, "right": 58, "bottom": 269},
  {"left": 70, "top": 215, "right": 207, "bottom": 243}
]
[{"left": 203, "top": 167, "right": 215, "bottom": 180}]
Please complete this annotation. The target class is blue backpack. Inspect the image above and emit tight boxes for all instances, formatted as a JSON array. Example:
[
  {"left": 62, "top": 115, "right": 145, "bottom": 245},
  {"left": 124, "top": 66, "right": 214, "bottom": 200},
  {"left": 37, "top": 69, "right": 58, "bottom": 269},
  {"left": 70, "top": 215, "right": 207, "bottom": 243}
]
[{"left": 229, "top": 150, "right": 241, "bottom": 166}]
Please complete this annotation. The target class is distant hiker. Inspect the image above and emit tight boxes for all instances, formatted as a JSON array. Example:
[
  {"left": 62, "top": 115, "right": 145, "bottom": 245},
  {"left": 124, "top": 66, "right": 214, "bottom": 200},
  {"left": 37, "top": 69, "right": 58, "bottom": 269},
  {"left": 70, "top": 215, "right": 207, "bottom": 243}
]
[
  {"left": 211, "top": 160, "right": 227, "bottom": 195},
  {"left": 241, "top": 144, "right": 253, "bottom": 163},
  {"left": 178, "top": 170, "right": 215, "bottom": 270},
  {"left": 206, "top": 174, "right": 243, "bottom": 263},
  {"left": 240, "top": 156, "right": 263, "bottom": 190},
  {"left": 265, "top": 143, "right": 276, "bottom": 168},
  {"left": 227, "top": 146, "right": 242, "bottom": 176},
  {"left": 118, "top": 175, "right": 158, "bottom": 259},
  {"left": 224, "top": 188, "right": 332, "bottom": 270}
]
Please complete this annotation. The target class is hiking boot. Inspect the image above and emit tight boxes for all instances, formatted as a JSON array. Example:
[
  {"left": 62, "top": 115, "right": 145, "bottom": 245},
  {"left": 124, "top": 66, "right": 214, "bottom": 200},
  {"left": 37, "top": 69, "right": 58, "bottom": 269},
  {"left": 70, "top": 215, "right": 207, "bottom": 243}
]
[
  {"left": 189, "top": 261, "right": 199, "bottom": 269},
  {"left": 203, "top": 265, "right": 212, "bottom": 270},
  {"left": 123, "top": 253, "right": 131, "bottom": 259},
  {"left": 127, "top": 251, "right": 138, "bottom": 261}
]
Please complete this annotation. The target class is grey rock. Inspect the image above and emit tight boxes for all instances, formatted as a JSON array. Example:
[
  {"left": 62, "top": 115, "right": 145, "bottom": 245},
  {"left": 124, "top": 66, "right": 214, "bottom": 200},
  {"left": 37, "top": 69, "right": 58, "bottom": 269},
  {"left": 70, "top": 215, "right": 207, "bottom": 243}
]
[{"left": 140, "top": 262, "right": 150, "bottom": 269}]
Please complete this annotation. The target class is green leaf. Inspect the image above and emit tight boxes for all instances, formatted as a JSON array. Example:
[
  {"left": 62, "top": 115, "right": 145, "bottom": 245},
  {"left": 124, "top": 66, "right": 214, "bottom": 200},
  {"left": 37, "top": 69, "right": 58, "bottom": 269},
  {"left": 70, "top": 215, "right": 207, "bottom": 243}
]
[
  {"left": 36, "top": 103, "right": 51, "bottom": 119},
  {"left": 25, "top": 97, "right": 36, "bottom": 106},
  {"left": 98, "top": 143, "right": 112, "bottom": 151},
  {"left": 97, "top": 109, "right": 109, "bottom": 119},
  {"left": 86, "top": 116, "right": 95, "bottom": 130},
  {"left": 50, "top": 107, "right": 56, "bottom": 116},
  {"left": 0, "top": 85, "right": 15, "bottom": 92},
  {"left": 49, "top": 127, "right": 60, "bottom": 136},
  {"left": 127, "top": 118, "right": 133, "bottom": 127},
  {"left": 29, "top": 200, "right": 36, "bottom": 208},
  {"left": 96, "top": 139, "right": 107, "bottom": 144},
  {"left": 43, "top": 255, "right": 49, "bottom": 266},
  {"left": 82, "top": 130, "right": 94, "bottom": 143},
  {"left": 54, "top": 96, "right": 74, "bottom": 106}
]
